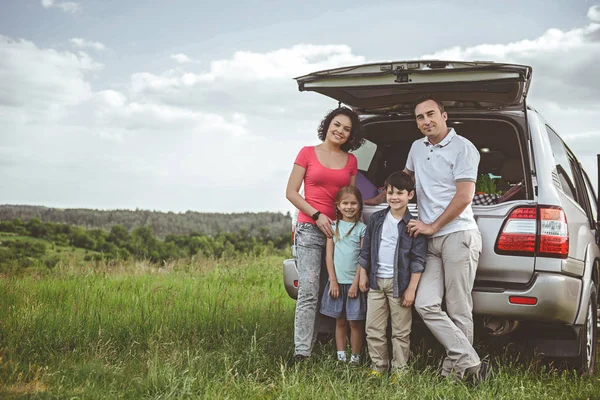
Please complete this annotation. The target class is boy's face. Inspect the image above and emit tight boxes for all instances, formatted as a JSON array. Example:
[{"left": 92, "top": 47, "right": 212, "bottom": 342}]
[{"left": 386, "top": 185, "right": 413, "bottom": 211}]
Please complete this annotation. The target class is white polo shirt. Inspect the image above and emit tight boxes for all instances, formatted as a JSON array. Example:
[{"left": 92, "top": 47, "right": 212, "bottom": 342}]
[{"left": 406, "top": 128, "right": 479, "bottom": 238}]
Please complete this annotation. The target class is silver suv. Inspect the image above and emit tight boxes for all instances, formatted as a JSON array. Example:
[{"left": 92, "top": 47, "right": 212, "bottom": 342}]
[{"left": 283, "top": 60, "right": 600, "bottom": 374}]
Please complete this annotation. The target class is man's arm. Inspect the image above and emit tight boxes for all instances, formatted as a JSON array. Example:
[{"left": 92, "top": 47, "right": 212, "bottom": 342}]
[{"left": 364, "top": 191, "right": 386, "bottom": 206}]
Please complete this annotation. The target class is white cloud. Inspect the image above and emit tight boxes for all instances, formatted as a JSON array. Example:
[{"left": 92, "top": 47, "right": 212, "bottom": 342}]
[
  {"left": 69, "top": 38, "right": 107, "bottom": 51},
  {"left": 588, "top": 5, "right": 600, "bottom": 22},
  {"left": 171, "top": 53, "right": 193, "bottom": 63},
  {"left": 0, "top": 41, "right": 355, "bottom": 211},
  {"left": 0, "top": 35, "right": 101, "bottom": 122},
  {"left": 132, "top": 44, "right": 365, "bottom": 96},
  {"left": 41, "top": 0, "right": 80, "bottom": 14}
]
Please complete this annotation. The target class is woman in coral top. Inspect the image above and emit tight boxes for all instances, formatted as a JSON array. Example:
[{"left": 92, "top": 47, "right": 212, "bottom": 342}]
[{"left": 286, "top": 107, "right": 364, "bottom": 361}]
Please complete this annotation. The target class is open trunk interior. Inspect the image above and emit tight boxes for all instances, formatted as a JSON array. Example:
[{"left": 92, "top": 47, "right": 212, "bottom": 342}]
[{"left": 353, "top": 116, "right": 531, "bottom": 205}]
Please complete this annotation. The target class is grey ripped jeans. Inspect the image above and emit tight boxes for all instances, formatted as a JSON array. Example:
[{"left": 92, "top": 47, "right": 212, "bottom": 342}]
[{"left": 294, "top": 222, "right": 328, "bottom": 357}]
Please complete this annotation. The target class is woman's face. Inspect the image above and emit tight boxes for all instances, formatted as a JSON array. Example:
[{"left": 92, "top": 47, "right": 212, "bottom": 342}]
[{"left": 325, "top": 114, "right": 352, "bottom": 146}]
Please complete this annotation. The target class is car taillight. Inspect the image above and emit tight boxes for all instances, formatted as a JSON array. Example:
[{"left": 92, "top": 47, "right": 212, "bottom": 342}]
[
  {"left": 495, "top": 206, "right": 568, "bottom": 258},
  {"left": 293, "top": 280, "right": 298, "bottom": 288},
  {"left": 495, "top": 206, "right": 537, "bottom": 256},
  {"left": 538, "top": 206, "right": 569, "bottom": 258},
  {"left": 291, "top": 225, "right": 295, "bottom": 244}
]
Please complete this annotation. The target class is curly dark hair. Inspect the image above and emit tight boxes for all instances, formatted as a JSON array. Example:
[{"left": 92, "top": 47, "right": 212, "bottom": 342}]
[{"left": 317, "top": 107, "right": 364, "bottom": 152}]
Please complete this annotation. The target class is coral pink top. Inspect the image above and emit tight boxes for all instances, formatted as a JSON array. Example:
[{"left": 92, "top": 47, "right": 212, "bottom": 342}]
[{"left": 294, "top": 146, "right": 358, "bottom": 224}]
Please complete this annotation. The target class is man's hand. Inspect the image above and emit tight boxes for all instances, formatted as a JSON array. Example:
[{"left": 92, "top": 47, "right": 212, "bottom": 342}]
[
  {"left": 329, "top": 281, "right": 340, "bottom": 299},
  {"left": 402, "top": 287, "right": 416, "bottom": 307},
  {"left": 359, "top": 268, "right": 369, "bottom": 292},
  {"left": 407, "top": 219, "right": 436, "bottom": 237}
]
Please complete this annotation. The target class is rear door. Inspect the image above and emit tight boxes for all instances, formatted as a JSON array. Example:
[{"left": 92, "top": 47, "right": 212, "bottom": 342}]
[{"left": 295, "top": 61, "right": 532, "bottom": 114}]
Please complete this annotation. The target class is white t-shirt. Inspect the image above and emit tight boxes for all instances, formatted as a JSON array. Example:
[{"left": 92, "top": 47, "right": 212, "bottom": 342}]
[
  {"left": 377, "top": 211, "right": 401, "bottom": 278},
  {"left": 406, "top": 128, "right": 479, "bottom": 237}
]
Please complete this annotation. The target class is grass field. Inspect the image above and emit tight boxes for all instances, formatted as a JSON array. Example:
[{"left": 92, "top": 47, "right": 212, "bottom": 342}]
[{"left": 1, "top": 255, "right": 599, "bottom": 399}]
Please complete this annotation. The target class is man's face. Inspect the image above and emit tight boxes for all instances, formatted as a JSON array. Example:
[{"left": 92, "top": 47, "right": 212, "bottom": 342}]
[{"left": 415, "top": 100, "right": 448, "bottom": 143}]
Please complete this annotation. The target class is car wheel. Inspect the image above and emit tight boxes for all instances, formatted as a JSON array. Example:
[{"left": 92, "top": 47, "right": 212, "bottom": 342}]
[{"left": 573, "top": 284, "right": 598, "bottom": 375}]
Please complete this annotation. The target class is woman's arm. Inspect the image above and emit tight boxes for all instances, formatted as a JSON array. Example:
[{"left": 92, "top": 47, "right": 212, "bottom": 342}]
[{"left": 286, "top": 164, "right": 334, "bottom": 237}]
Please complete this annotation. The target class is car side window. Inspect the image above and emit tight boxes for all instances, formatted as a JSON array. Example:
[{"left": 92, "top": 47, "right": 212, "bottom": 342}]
[
  {"left": 582, "top": 168, "right": 598, "bottom": 225},
  {"left": 567, "top": 151, "right": 596, "bottom": 225},
  {"left": 546, "top": 126, "right": 581, "bottom": 205}
]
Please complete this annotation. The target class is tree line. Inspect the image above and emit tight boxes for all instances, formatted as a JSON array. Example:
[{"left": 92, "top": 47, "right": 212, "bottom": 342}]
[
  {"left": 0, "top": 205, "right": 292, "bottom": 239},
  {"left": 0, "top": 218, "right": 292, "bottom": 269}
]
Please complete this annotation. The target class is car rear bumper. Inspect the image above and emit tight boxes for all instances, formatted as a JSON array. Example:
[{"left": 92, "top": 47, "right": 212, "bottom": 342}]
[
  {"left": 473, "top": 273, "right": 582, "bottom": 324},
  {"left": 284, "top": 262, "right": 582, "bottom": 325},
  {"left": 283, "top": 258, "right": 298, "bottom": 300}
]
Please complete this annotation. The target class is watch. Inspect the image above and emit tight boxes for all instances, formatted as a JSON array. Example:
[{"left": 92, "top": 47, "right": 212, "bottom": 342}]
[{"left": 311, "top": 211, "right": 321, "bottom": 221}]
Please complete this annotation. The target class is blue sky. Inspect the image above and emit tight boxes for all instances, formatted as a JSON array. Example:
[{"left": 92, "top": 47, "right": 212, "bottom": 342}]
[{"left": 1, "top": 0, "right": 599, "bottom": 212}]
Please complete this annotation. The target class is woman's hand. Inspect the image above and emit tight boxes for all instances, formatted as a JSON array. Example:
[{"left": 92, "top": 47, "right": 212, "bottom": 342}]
[
  {"left": 329, "top": 281, "right": 340, "bottom": 299},
  {"left": 316, "top": 213, "right": 334, "bottom": 238}
]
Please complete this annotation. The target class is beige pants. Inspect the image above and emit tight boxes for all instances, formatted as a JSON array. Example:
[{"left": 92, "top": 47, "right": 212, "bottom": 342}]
[
  {"left": 365, "top": 277, "right": 412, "bottom": 373},
  {"left": 414, "top": 229, "right": 482, "bottom": 377}
]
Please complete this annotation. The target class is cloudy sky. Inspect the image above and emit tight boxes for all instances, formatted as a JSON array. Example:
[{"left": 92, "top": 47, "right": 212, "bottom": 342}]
[{"left": 1, "top": 0, "right": 599, "bottom": 213}]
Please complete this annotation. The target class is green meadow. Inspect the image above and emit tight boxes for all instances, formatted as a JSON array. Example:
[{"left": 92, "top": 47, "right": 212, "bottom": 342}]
[{"left": 1, "top": 254, "right": 599, "bottom": 399}]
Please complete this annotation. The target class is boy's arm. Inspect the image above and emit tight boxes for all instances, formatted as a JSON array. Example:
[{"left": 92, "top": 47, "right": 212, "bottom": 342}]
[
  {"left": 357, "top": 219, "right": 373, "bottom": 272},
  {"left": 408, "top": 234, "right": 427, "bottom": 275},
  {"left": 325, "top": 237, "right": 339, "bottom": 299},
  {"left": 402, "top": 233, "right": 427, "bottom": 307},
  {"left": 402, "top": 272, "right": 422, "bottom": 307},
  {"left": 358, "top": 222, "right": 373, "bottom": 292}
]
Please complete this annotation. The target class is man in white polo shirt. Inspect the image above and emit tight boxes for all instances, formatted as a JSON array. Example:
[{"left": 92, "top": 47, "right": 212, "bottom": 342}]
[{"left": 404, "top": 95, "right": 490, "bottom": 382}]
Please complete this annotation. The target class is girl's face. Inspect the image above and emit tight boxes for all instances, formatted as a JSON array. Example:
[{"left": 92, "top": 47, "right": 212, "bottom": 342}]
[
  {"left": 337, "top": 193, "right": 360, "bottom": 221},
  {"left": 325, "top": 115, "right": 352, "bottom": 146}
]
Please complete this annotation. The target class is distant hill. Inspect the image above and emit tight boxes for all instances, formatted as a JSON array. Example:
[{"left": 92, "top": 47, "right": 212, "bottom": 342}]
[{"left": 0, "top": 205, "right": 292, "bottom": 239}]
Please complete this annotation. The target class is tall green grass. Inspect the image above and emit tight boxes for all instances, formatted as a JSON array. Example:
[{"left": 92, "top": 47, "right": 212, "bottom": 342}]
[{"left": 1, "top": 256, "right": 599, "bottom": 399}]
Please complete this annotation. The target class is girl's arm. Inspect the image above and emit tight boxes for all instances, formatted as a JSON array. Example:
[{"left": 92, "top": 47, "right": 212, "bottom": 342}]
[
  {"left": 285, "top": 164, "right": 334, "bottom": 237},
  {"left": 325, "top": 238, "right": 339, "bottom": 299},
  {"left": 348, "top": 237, "right": 363, "bottom": 298}
]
